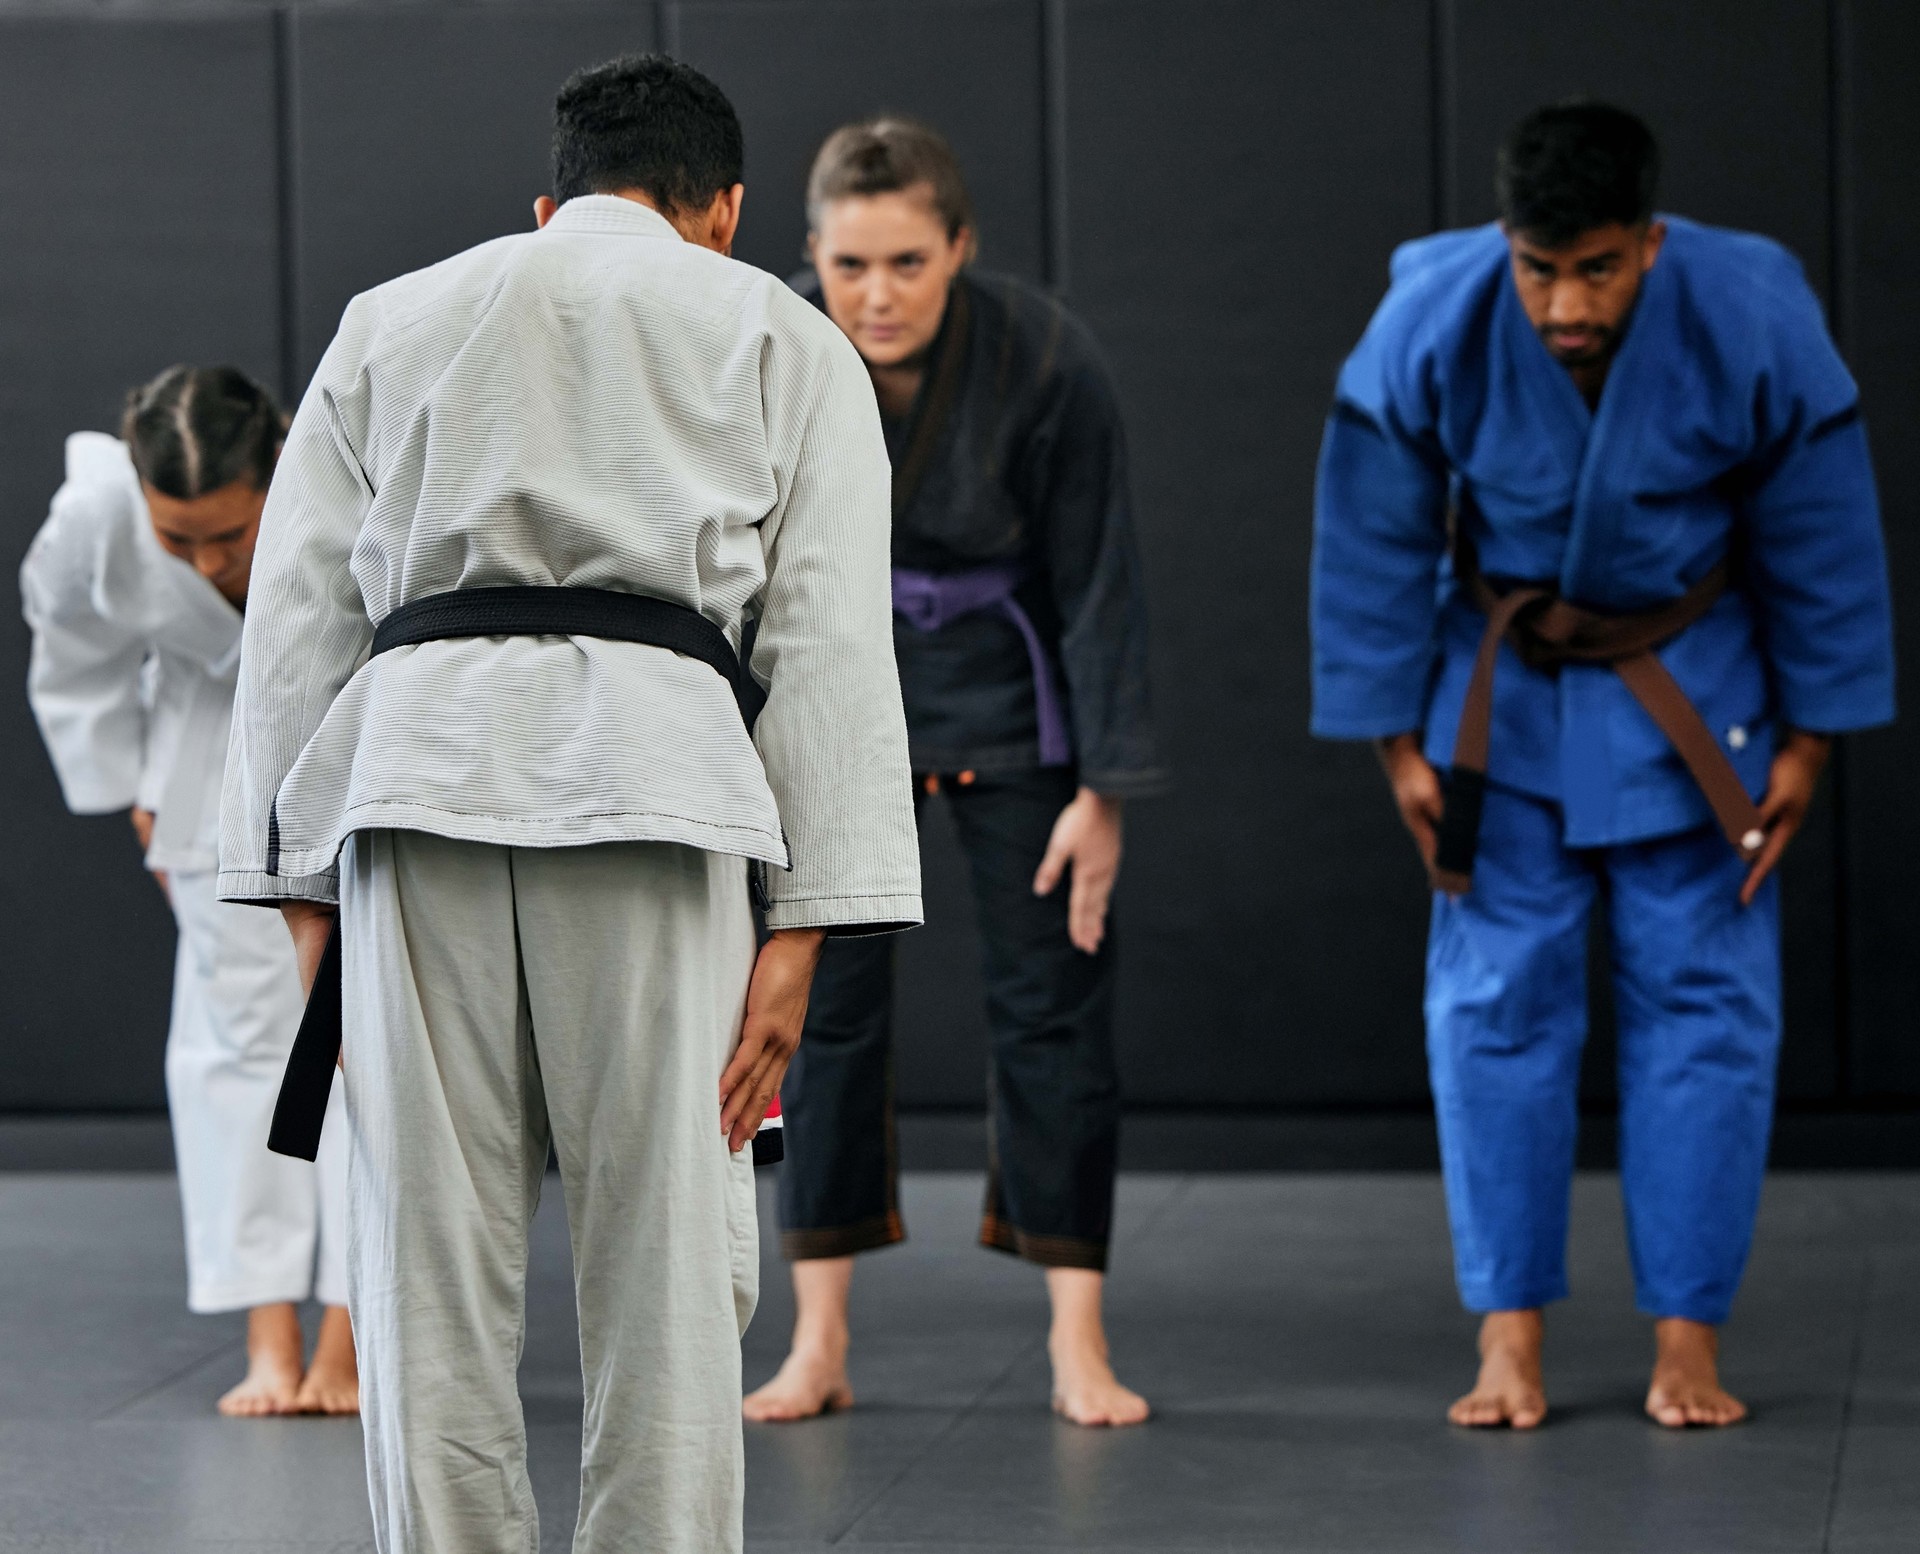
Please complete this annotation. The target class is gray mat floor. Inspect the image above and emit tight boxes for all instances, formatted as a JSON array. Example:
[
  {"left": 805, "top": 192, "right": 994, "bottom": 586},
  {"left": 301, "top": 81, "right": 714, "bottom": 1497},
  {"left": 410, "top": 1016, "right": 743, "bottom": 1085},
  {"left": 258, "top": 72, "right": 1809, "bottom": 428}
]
[{"left": 0, "top": 1171, "right": 1914, "bottom": 1552}]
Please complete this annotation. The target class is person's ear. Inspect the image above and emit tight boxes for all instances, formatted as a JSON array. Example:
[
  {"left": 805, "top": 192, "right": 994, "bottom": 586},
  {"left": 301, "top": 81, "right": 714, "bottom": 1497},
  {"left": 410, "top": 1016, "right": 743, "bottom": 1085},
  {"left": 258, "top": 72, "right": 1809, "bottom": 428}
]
[
  {"left": 956, "top": 225, "right": 978, "bottom": 268},
  {"left": 534, "top": 195, "right": 559, "bottom": 230},
  {"left": 708, "top": 183, "right": 745, "bottom": 256},
  {"left": 1641, "top": 218, "right": 1667, "bottom": 273}
]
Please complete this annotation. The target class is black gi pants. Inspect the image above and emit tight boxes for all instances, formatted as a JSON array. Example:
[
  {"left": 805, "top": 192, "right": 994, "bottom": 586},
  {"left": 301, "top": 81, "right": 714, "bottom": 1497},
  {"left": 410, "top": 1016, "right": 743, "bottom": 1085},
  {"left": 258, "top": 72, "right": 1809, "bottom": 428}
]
[{"left": 777, "top": 767, "right": 1120, "bottom": 1270}]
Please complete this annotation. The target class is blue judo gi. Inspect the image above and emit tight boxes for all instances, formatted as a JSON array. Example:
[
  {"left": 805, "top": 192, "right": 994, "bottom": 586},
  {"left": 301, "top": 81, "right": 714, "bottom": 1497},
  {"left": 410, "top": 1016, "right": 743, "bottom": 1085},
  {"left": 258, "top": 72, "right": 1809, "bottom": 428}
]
[{"left": 1311, "top": 217, "right": 1894, "bottom": 1323}]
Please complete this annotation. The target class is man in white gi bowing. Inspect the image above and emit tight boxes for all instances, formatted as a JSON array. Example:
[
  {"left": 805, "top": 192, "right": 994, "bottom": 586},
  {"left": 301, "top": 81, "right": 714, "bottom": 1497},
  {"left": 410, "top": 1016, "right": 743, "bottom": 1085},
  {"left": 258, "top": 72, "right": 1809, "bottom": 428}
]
[{"left": 218, "top": 54, "right": 920, "bottom": 1554}]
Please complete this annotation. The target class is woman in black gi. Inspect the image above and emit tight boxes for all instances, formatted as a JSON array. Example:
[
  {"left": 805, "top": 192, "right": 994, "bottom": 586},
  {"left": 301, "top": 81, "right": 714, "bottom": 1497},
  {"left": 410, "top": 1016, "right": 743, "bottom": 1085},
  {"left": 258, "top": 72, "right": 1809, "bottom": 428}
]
[{"left": 744, "top": 118, "right": 1164, "bottom": 1428}]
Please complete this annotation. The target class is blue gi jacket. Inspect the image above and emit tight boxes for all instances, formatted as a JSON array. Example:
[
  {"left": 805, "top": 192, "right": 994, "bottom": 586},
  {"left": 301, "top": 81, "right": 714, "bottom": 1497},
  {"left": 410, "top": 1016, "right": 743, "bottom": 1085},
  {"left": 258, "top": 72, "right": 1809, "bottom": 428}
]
[{"left": 1311, "top": 217, "right": 1895, "bottom": 847}]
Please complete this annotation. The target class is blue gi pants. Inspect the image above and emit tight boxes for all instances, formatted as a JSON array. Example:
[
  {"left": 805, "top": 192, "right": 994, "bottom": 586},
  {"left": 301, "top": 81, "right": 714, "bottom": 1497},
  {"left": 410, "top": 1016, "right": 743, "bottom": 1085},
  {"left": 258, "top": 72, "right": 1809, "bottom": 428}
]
[{"left": 1426, "top": 783, "right": 1781, "bottom": 1325}]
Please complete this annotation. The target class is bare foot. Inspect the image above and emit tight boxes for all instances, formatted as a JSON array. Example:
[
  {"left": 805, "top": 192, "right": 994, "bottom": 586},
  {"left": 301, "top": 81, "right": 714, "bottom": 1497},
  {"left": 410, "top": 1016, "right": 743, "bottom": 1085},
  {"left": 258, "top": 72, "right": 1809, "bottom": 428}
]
[
  {"left": 1045, "top": 1266, "right": 1149, "bottom": 1428},
  {"left": 217, "top": 1303, "right": 305, "bottom": 1417},
  {"left": 745, "top": 1256, "right": 856, "bottom": 1423},
  {"left": 1050, "top": 1335, "right": 1151, "bottom": 1427},
  {"left": 293, "top": 1304, "right": 360, "bottom": 1416},
  {"left": 1449, "top": 1309, "right": 1548, "bottom": 1429},
  {"left": 1646, "top": 1317, "right": 1747, "bottom": 1428},
  {"left": 743, "top": 1345, "right": 854, "bottom": 1423}
]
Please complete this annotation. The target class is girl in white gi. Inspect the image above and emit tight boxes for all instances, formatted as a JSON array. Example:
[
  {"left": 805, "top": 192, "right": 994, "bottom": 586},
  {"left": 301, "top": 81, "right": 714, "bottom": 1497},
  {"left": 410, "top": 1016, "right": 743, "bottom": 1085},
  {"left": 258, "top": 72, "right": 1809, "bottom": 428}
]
[{"left": 21, "top": 365, "right": 356, "bottom": 1417}]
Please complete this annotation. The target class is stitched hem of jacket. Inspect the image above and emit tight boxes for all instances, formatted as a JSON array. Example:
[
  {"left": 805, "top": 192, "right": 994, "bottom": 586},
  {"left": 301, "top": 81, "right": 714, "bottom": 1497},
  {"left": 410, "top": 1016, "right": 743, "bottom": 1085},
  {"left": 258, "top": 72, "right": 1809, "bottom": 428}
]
[
  {"left": 909, "top": 739, "right": 1052, "bottom": 775},
  {"left": 909, "top": 744, "right": 1169, "bottom": 797},
  {"left": 781, "top": 1212, "right": 905, "bottom": 1262},
  {"left": 978, "top": 1214, "right": 1108, "bottom": 1271},
  {"left": 1079, "top": 765, "right": 1172, "bottom": 799},
  {"left": 763, "top": 893, "right": 924, "bottom": 935},
  {"left": 258, "top": 797, "right": 793, "bottom": 885},
  {"left": 54, "top": 780, "right": 142, "bottom": 816},
  {"left": 218, "top": 869, "right": 340, "bottom": 906}
]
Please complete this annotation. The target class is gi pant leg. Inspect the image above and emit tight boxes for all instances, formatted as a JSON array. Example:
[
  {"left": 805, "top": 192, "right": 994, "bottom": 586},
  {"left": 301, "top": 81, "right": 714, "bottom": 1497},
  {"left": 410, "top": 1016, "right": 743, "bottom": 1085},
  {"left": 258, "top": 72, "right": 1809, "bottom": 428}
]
[
  {"left": 1608, "top": 827, "right": 1781, "bottom": 1323},
  {"left": 777, "top": 931, "right": 903, "bottom": 1259},
  {"left": 164, "top": 869, "right": 348, "bottom": 1313},
  {"left": 341, "top": 831, "right": 758, "bottom": 1554},
  {"left": 775, "top": 769, "right": 1119, "bottom": 1270},
  {"left": 1425, "top": 785, "right": 1594, "bottom": 1312},
  {"left": 957, "top": 770, "right": 1119, "bottom": 1270}
]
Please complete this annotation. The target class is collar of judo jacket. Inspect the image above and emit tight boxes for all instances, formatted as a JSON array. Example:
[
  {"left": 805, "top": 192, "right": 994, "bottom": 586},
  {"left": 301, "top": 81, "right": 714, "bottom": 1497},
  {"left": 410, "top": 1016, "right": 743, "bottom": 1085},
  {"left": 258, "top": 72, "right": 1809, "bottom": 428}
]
[{"left": 542, "top": 193, "right": 682, "bottom": 243}]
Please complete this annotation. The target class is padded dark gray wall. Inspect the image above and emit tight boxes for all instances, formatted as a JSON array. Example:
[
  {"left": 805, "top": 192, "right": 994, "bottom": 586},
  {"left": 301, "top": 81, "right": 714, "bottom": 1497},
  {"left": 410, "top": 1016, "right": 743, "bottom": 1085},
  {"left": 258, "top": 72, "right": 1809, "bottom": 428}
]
[
  {"left": 672, "top": 0, "right": 1046, "bottom": 282},
  {"left": 1839, "top": 0, "right": 1920, "bottom": 1098},
  {"left": 0, "top": 15, "right": 282, "bottom": 1108},
  {"left": 1064, "top": 0, "right": 1435, "bottom": 1105},
  {"left": 290, "top": 6, "right": 657, "bottom": 382},
  {"left": 0, "top": 0, "right": 1914, "bottom": 1122}
]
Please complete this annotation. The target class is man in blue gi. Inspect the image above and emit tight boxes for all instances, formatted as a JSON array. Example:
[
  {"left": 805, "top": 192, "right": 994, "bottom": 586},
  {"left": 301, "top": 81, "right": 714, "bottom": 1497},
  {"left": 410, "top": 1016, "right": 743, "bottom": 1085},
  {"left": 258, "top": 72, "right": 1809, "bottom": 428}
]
[{"left": 1311, "top": 102, "right": 1894, "bottom": 1429}]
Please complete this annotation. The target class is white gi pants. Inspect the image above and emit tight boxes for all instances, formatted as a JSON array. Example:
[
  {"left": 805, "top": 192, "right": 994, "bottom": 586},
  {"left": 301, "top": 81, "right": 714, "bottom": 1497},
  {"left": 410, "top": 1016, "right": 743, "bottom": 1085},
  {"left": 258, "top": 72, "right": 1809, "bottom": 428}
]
[
  {"left": 340, "top": 830, "right": 760, "bottom": 1554},
  {"left": 165, "top": 870, "right": 348, "bottom": 1313}
]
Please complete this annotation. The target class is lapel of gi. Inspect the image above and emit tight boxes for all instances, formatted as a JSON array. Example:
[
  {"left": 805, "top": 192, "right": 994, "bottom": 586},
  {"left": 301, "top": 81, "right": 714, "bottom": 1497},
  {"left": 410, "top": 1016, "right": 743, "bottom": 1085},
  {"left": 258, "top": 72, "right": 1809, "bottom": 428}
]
[
  {"left": 1559, "top": 247, "right": 1677, "bottom": 609},
  {"left": 892, "top": 278, "right": 971, "bottom": 523},
  {"left": 1488, "top": 270, "right": 1590, "bottom": 567}
]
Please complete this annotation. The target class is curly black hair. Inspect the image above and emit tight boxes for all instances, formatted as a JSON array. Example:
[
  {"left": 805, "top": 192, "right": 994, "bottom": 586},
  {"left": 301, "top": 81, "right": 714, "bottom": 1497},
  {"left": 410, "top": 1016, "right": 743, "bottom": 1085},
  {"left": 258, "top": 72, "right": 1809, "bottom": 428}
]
[
  {"left": 1496, "top": 101, "right": 1659, "bottom": 248},
  {"left": 551, "top": 53, "right": 743, "bottom": 214}
]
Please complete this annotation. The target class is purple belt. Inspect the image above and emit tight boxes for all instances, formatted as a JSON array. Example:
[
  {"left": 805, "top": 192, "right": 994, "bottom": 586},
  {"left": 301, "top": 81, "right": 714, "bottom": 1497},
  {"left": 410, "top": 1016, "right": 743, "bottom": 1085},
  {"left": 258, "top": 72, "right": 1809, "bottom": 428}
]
[{"left": 891, "top": 563, "right": 1071, "bottom": 766}]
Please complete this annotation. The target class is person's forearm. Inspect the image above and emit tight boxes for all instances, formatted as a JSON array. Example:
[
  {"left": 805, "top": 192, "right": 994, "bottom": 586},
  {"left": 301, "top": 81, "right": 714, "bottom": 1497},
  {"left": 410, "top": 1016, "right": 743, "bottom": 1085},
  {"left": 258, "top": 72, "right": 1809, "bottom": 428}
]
[
  {"left": 278, "top": 901, "right": 336, "bottom": 998},
  {"left": 1781, "top": 728, "right": 1832, "bottom": 765},
  {"left": 1374, "top": 730, "right": 1425, "bottom": 774}
]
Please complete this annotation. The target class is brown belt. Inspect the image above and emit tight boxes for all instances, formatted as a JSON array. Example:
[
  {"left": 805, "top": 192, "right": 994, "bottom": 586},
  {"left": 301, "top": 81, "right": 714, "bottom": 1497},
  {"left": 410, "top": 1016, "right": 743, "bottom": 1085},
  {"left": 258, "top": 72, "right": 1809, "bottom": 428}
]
[{"left": 1432, "top": 553, "right": 1765, "bottom": 894}]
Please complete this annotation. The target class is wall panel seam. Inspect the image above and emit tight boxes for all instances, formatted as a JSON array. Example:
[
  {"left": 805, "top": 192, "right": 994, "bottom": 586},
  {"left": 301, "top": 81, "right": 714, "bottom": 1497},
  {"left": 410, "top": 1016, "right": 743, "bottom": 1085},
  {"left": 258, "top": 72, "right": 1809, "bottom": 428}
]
[
  {"left": 1828, "top": 0, "right": 1855, "bottom": 1097},
  {"left": 1041, "top": 0, "right": 1069, "bottom": 295},
  {"left": 1429, "top": 0, "right": 1454, "bottom": 230},
  {"left": 272, "top": 5, "right": 302, "bottom": 404}
]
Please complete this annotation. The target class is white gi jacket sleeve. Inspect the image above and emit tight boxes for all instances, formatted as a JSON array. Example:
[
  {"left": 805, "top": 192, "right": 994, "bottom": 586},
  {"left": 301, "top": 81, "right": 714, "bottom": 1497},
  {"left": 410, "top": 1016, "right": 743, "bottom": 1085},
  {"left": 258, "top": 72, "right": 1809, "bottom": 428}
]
[
  {"left": 21, "top": 481, "right": 149, "bottom": 814},
  {"left": 218, "top": 301, "right": 377, "bottom": 905},
  {"left": 751, "top": 327, "right": 919, "bottom": 934}
]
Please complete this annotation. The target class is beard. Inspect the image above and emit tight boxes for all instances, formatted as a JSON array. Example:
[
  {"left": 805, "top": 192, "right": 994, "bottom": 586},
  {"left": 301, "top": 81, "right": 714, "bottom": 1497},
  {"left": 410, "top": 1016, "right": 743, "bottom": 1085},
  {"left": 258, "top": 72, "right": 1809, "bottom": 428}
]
[{"left": 1538, "top": 322, "right": 1617, "bottom": 367}]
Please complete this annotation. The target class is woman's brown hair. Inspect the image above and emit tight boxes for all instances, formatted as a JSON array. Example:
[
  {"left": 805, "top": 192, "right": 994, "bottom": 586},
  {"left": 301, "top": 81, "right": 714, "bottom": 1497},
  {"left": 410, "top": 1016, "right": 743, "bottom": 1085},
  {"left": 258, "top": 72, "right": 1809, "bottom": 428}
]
[{"left": 806, "top": 115, "right": 975, "bottom": 243}]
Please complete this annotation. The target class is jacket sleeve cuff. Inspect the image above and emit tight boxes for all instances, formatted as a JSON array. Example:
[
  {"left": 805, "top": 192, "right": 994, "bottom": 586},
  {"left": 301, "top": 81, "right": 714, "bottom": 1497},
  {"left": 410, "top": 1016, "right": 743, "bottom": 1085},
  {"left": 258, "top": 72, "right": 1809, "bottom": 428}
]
[
  {"left": 1309, "top": 707, "right": 1426, "bottom": 741},
  {"left": 1081, "top": 766, "right": 1172, "bottom": 799},
  {"left": 763, "top": 892, "right": 924, "bottom": 936},
  {"left": 217, "top": 869, "right": 340, "bottom": 907},
  {"left": 1777, "top": 683, "right": 1897, "bottom": 736},
  {"left": 58, "top": 777, "right": 140, "bottom": 815}
]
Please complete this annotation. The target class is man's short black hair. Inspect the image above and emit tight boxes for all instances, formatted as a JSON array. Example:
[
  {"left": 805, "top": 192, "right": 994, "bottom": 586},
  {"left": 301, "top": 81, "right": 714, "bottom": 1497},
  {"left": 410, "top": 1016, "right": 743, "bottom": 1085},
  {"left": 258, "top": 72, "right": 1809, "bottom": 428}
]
[
  {"left": 552, "top": 53, "right": 743, "bottom": 213},
  {"left": 1496, "top": 101, "right": 1660, "bottom": 248}
]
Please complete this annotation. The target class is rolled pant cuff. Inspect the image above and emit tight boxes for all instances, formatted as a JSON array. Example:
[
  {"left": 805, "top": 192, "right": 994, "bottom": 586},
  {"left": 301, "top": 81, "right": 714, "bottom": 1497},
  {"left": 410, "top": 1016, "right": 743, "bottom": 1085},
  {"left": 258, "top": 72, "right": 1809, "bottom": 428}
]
[
  {"left": 1637, "top": 1294, "right": 1735, "bottom": 1326},
  {"left": 782, "top": 1211, "right": 904, "bottom": 1262},
  {"left": 980, "top": 1214, "right": 1108, "bottom": 1271},
  {"left": 188, "top": 1280, "right": 318, "bottom": 1316},
  {"left": 1458, "top": 1280, "right": 1568, "bottom": 1315}
]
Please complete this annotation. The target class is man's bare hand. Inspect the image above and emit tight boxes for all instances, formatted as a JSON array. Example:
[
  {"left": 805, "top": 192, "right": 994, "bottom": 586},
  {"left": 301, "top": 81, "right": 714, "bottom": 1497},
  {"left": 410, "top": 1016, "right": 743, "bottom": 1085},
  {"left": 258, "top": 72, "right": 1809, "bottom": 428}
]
[
  {"left": 278, "top": 901, "right": 337, "bottom": 999},
  {"left": 720, "top": 927, "right": 826, "bottom": 1153},
  {"left": 1376, "top": 732, "right": 1445, "bottom": 875},
  {"left": 1033, "top": 786, "right": 1124, "bottom": 955},
  {"left": 1740, "top": 730, "right": 1830, "bottom": 907}
]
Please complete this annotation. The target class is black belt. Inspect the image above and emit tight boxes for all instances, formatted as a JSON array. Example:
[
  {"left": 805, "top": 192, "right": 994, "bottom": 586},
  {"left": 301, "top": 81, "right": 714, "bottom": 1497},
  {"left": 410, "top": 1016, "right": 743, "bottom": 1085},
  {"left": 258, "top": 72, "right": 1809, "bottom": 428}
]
[{"left": 267, "top": 586, "right": 783, "bottom": 1166}]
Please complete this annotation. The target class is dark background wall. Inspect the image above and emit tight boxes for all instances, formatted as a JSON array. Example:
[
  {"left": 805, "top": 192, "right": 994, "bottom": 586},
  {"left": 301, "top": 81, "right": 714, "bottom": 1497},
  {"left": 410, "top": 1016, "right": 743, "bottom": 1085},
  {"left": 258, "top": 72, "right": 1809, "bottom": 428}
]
[{"left": 0, "top": 0, "right": 1913, "bottom": 1141}]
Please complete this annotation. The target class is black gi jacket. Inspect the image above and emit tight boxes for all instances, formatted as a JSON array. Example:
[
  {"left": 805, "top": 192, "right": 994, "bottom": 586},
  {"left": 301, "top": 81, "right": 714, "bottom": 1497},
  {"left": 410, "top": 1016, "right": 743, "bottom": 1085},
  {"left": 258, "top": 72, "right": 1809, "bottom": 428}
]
[{"left": 793, "top": 267, "right": 1165, "bottom": 796}]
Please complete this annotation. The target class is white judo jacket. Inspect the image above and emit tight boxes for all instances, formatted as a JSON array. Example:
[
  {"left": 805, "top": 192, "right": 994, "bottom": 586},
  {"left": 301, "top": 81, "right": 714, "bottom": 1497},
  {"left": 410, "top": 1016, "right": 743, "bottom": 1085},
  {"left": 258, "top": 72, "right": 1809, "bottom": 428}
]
[
  {"left": 219, "top": 195, "right": 922, "bottom": 931},
  {"left": 22, "top": 433, "right": 243, "bottom": 875}
]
